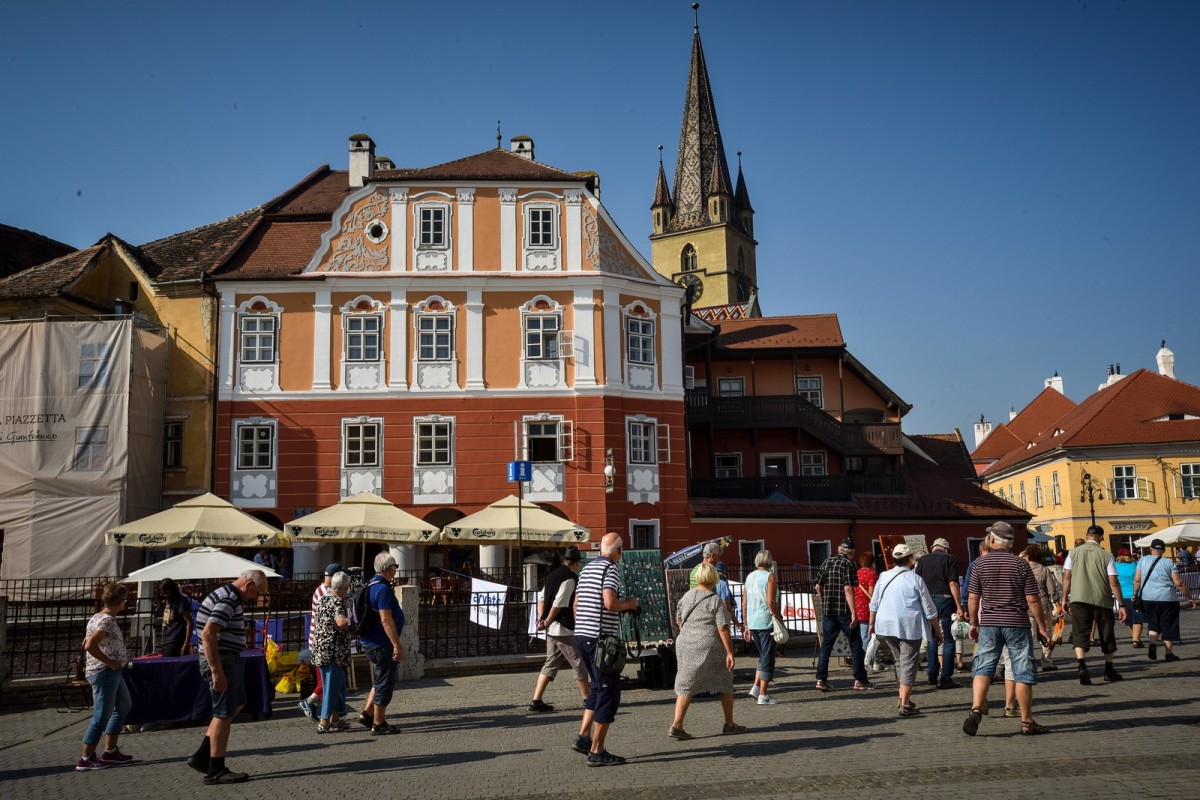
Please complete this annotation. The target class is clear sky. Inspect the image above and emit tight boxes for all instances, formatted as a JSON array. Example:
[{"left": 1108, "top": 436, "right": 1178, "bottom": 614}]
[{"left": 3, "top": 1, "right": 1197, "bottom": 438}]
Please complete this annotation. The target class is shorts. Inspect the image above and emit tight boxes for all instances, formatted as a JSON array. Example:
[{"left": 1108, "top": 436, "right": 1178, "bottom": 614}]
[
  {"left": 576, "top": 636, "right": 621, "bottom": 724},
  {"left": 751, "top": 629, "right": 776, "bottom": 681},
  {"left": 973, "top": 626, "right": 1037, "bottom": 685},
  {"left": 878, "top": 637, "right": 920, "bottom": 686},
  {"left": 540, "top": 633, "right": 588, "bottom": 683},
  {"left": 200, "top": 651, "right": 246, "bottom": 719},
  {"left": 1121, "top": 599, "right": 1146, "bottom": 627},
  {"left": 1142, "top": 600, "right": 1182, "bottom": 642},
  {"left": 1069, "top": 602, "right": 1117, "bottom": 653},
  {"left": 365, "top": 644, "right": 399, "bottom": 708}
]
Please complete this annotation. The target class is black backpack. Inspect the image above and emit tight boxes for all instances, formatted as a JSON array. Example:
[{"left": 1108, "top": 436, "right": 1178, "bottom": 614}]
[{"left": 351, "top": 581, "right": 379, "bottom": 636}]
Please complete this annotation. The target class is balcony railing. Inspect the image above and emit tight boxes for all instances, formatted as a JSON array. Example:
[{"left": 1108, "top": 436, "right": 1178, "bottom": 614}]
[
  {"left": 685, "top": 390, "right": 902, "bottom": 455},
  {"left": 690, "top": 474, "right": 905, "bottom": 501}
]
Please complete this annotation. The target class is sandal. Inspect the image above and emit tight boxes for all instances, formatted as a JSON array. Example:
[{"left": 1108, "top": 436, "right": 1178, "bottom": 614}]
[
  {"left": 1003, "top": 707, "right": 1019, "bottom": 718},
  {"left": 1020, "top": 720, "right": 1049, "bottom": 735},
  {"left": 963, "top": 707, "right": 983, "bottom": 737}
]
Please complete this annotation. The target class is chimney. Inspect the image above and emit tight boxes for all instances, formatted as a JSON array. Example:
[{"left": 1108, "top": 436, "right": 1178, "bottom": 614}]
[
  {"left": 1043, "top": 370, "right": 1065, "bottom": 395},
  {"left": 973, "top": 415, "right": 993, "bottom": 449},
  {"left": 1008, "top": 407, "right": 1017, "bottom": 422},
  {"left": 1157, "top": 340, "right": 1176, "bottom": 379},
  {"left": 348, "top": 133, "right": 375, "bottom": 188},
  {"left": 510, "top": 135, "right": 534, "bottom": 160}
]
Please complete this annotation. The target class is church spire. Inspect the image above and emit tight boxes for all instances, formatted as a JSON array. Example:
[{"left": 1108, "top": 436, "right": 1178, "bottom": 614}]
[{"left": 669, "top": 16, "right": 735, "bottom": 232}]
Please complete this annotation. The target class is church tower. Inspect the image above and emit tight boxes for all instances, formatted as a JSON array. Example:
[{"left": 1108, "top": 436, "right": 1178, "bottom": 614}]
[{"left": 650, "top": 6, "right": 758, "bottom": 317}]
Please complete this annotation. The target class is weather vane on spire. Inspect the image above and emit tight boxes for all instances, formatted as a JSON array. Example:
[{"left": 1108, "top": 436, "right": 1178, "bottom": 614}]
[
  {"left": 658, "top": 143, "right": 664, "bottom": 164},
  {"left": 692, "top": 2, "right": 700, "bottom": 33}
]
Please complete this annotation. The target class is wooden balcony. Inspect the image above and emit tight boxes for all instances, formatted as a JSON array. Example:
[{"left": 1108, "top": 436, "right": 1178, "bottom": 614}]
[
  {"left": 685, "top": 390, "right": 904, "bottom": 455},
  {"left": 689, "top": 474, "right": 906, "bottom": 501}
]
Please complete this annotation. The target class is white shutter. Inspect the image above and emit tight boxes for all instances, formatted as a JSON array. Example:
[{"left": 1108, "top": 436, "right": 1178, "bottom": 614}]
[
  {"left": 558, "top": 419, "right": 574, "bottom": 463},
  {"left": 657, "top": 423, "right": 671, "bottom": 464},
  {"left": 559, "top": 330, "right": 574, "bottom": 359},
  {"left": 1137, "top": 476, "right": 1154, "bottom": 502},
  {"left": 684, "top": 366, "right": 695, "bottom": 389},
  {"left": 513, "top": 420, "right": 522, "bottom": 460}
]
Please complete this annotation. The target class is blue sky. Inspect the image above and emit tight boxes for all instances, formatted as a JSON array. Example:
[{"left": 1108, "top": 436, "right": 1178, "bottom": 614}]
[{"left": 3, "top": 1, "right": 1197, "bottom": 438}]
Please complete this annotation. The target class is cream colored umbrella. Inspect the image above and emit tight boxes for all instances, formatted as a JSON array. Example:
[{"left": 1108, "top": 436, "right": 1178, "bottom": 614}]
[
  {"left": 286, "top": 492, "right": 439, "bottom": 544},
  {"left": 441, "top": 495, "right": 589, "bottom": 545},
  {"left": 122, "top": 547, "right": 280, "bottom": 582},
  {"left": 105, "top": 493, "right": 287, "bottom": 548},
  {"left": 1133, "top": 519, "right": 1200, "bottom": 548}
]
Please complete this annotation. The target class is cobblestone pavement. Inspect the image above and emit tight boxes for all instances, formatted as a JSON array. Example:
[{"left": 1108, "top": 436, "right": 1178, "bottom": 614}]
[{"left": 4, "top": 612, "right": 1199, "bottom": 800}]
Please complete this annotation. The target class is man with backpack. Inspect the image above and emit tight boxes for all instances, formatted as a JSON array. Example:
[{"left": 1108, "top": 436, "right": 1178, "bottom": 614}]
[{"left": 355, "top": 552, "right": 404, "bottom": 735}]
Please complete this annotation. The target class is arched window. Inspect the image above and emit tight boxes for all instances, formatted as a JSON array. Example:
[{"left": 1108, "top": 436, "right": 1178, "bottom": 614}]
[{"left": 681, "top": 244, "right": 697, "bottom": 272}]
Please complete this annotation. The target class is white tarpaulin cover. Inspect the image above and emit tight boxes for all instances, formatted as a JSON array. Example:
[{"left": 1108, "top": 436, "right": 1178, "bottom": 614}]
[
  {"left": 0, "top": 319, "right": 167, "bottom": 579},
  {"left": 123, "top": 547, "right": 280, "bottom": 583}
]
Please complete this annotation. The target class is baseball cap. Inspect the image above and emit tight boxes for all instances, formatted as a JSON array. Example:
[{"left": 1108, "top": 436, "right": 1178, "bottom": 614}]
[
  {"left": 324, "top": 562, "right": 342, "bottom": 576},
  {"left": 1150, "top": 539, "right": 1166, "bottom": 551},
  {"left": 892, "top": 543, "right": 914, "bottom": 559},
  {"left": 1117, "top": 548, "right": 1131, "bottom": 557},
  {"left": 932, "top": 538, "right": 951, "bottom": 550},
  {"left": 985, "top": 521, "right": 1014, "bottom": 540},
  {"left": 838, "top": 538, "right": 855, "bottom": 551},
  {"left": 702, "top": 542, "right": 722, "bottom": 557},
  {"left": 563, "top": 546, "right": 582, "bottom": 563}
]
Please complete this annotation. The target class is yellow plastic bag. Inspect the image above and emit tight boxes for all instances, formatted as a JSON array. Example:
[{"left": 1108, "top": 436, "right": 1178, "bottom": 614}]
[
  {"left": 274, "top": 672, "right": 297, "bottom": 693},
  {"left": 265, "top": 637, "right": 281, "bottom": 673}
]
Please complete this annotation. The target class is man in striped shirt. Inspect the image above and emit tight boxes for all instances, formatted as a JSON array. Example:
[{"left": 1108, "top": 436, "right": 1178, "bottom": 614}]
[
  {"left": 188, "top": 569, "right": 266, "bottom": 784},
  {"left": 962, "top": 522, "right": 1050, "bottom": 737},
  {"left": 572, "top": 532, "right": 639, "bottom": 767}
]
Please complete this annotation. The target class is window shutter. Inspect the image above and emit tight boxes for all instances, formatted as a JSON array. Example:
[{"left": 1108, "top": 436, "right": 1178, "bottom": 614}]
[
  {"left": 1105, "top": 478, "right": 1114, "bottom": 497},
  {"left": 558, "top": 420, "right": 574, "bottom": 463},
  {"left": 684, "top": 366, "right": 695, "bottom": 389},
  {"left": 1138, "top": 476, "right": 1154, "bottom": 502},
  {"left": 559, "top": 330, "right": 574, "bottom": 359},
  {"left": 513, "top": 420, "right": 522, "bottom": 460},
  {"left": 657, "top": 423, "right": 671, "bottom": 464},
  {"left": 1174, "top": 476, "right": 1182, "bottom": 499}
]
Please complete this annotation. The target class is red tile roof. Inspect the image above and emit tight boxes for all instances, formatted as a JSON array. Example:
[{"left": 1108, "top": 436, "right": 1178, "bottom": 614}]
[
  {"left": 139, "top": 210, "right": 262, "bottom": 282},
  {"left": 691, "top": 432, "right": 1028, "bottom": 522},
  {"left": 1006, "top": 387, "right": 1077, "bottom": 443},
  {"left": 373, "top": 148, "right": 586, "bottom": 183},
  {"left": 0, "top": 242, "right": 105, "bottom": 300},
  {"left": 982, "top": 369, "right": 1200, "bottom": 476},
  {"left": 0, "top": 224, "right": 74, "bottom": 279},
  {"left": 266, "top": 167, "right": 351, "bottom": 216},
  {"left": 714, "top": 314, "right": 844, "bottom": 349},
  {"left": 215, "top": 219, "right": 329, "bottom": 280},
  {"left": 971, "top": 423, "right": 1023, "bottom": 461}
]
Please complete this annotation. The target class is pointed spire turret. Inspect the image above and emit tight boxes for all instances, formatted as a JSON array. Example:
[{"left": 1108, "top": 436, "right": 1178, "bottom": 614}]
[
  {"left": 734, "top": 151, "right": 753, "bottom": 236},
  {"left": 651, "top": 146, "right": 673, "bottom": 234}
]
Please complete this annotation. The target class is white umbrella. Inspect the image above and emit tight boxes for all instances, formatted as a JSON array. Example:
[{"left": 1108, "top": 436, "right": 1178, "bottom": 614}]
[
  {"left": 122, "top": 546, "right": 280, "bottom": 583},
  {"left": 1133, "top": 519, "right": 1200, "bottom": 548},
  {"left": 286, "top": 492, "right": 438, "bottom": 543},
  {"left": 105, "top": 493, "right": 287, "bottom": 549},
  {"left": 441, "top": 495, "right": 589, "bottom": 545}
]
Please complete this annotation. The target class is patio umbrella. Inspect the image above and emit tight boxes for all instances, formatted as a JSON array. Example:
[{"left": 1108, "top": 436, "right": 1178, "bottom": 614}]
[
  {"left": 663, "top": 536, "right": 733, "bottom": 569},
  {"left": 440, "top": 495, "right": 589, "bottom": 545},
  {"left": 105, "top": 493, "right": 287, "bottom": 549},
  {"left": 122, "top": 547, "right": 280, "bottom": 582},
  {"left": 285, "top": 492, "right": 439, "bottom": 544},
  {"left": 1133, "top": 519, "right": 1200, "bottom": 548}
]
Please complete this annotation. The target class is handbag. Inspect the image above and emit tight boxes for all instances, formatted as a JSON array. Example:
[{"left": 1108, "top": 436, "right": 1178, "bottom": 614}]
[
  {"left": 593, "top": 562, "right": 627, "bottom": 675},
  {"left": 1133, "top": 555, "right": 1164, "bottom": 613},
  {"left": 752, "top": 577, "right": 789, "bottom": 644}
]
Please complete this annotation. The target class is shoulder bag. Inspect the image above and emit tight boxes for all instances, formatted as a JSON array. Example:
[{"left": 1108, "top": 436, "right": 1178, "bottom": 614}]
[
  {"left": 594, "top": 562, "right": 627, "bottom": 675},
  {"left": 1133, "top": 555, "right": 1164, "bottom": 613},
  {"left": 753, "top": 575, "right": 789, "bottom": 645}
]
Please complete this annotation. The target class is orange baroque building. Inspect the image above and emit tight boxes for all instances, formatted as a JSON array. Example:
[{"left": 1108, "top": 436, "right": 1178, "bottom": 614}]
[{"left": 211, "top": 137, "right": 689, "bottom": 573}]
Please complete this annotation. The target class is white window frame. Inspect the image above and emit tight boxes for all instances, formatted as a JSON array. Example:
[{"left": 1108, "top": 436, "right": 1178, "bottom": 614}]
[
  {"left": 796, "top": 376, "right": 823, "bottom": 408},
  {"left": 1034, "top": 476, "right": 1043, "bottom": 508},
  {"left": 800, "top": 450, "right": 827, "bottom": 477},
  {"left": 521, "top": 415, "right": 574, "bottom": 463},
  {"left": 760, "top": 452, "right": 793, "bottom": 477},
  {"left": 415, "top": 417, "right": 454, "bottom": 467},
  {"left": 718, "top": 377, "right": 745, "bottom": 397},
  {"left": 1052, "top": 471, "right": 1062, "bottom": 505},
  {"left": 524, "top": 312, "right": 561, "bottom": 360},
  {"left": 73, "top": 427, "right": 108, "bottom": 471},
  {"left": 1181, "top": 463, "right": 1200, "bottom": 500},
  {"left": 523, "top": 202, "right": 559, "bottom": 250},
  {"left": 629, "top": 519, "right": 660, "bottom": 550},
  {"left": 343, "top": 313, "right": 383, "bottom": 363},
  {"left": 1019, "top": 480, "right": 1027, "bottom": 509},
  {"left": 628, "top": 419, "right": 658, "bottom": 465},
  {"left": 342, "top": 418, "right": 382, "bottom": 469},
  {"left": 78, "top": 342, "right": 114, "bottom": 389},
  {"left": 808, "top": 539, "right": 832, "bottom": 566},
  {"left": 413, "top": 297, "right": 457, "bottom": 364},
  {"left": 714, "top": 453, "right": 742, "bottom": 478},
  {"left": 235, "top": 422, "right": 275, "bottom": 471},
  {"left": 626, "top": 315, "right": 655, "bottom": 366},
  {"left": 238, "top": 313, "right": 278, "bottom": 364},
  {"left": 1111, "top": 465, "right": 1138, "bottom": 500},
  {"left": 415, "top": 201, "right": 451, "bottom": 250}
]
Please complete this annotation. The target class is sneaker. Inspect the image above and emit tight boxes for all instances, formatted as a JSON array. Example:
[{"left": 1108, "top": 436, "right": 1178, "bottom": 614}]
[
  {"left": 1103, "top": 668, "right": 1123, "bottom": 682},
  {"left": 748, "top": 685, "right": 760, "bottom": 698},
  {"left": 527, "top": 699, "right": 555, "bottom": 713},
  {"left": 306, "top": 693, "right": 320, "bottom": 707},
  {"left": 852, "top": 680, "right": 876, "bottom": 691},
  {"left": 571, "top": 734, "right": 592, "bottom": 755},
  {"left": 1078, "top": 666, "right": 1092, "bottom": 686},
  {"left": 757, "top": 694, "right": 779, "bottom": 705},
  {"left": 586, "top": 749, "right": 626, "bottom": 767},
  {"left": 98, "top": 749, "right": 133, "bottom": 766},
  {"left": 203, "top": 768, "right": 250, "bottom": 785},
  {"left": 898, "top": 703, "right": 919, "bottom": 717},
  {"left": 814, "top": 680, "right": 832, "bottom": 693},
  {"left": 1165, "top": 652, "right": 1181, "bottom": 662},
  {"left": 927, "top": 676, "right": 938, "bottom": 686},
  {"left": 298, "top": 699, "right": 317, "bottom": 721},
  {"left": 75, "top": 757, "right": 109, "bottom": 772},
  {"left": 1149, "top": 643, "right": 1158, "bottom": 661},
  {"left": 1003, "top": 707, "right": 1019, "bottom": 718},
  {"left": 370, "top": 722, "right": 401, "bottom": 736},
  {"left": 667, "top": 726, "right": 692, "bottom": 740},
  {"left": 870, "top": 662, "right": 886, "bottom": 673},
  {"left": 722, "top": 722, "right": 748, "bottom": 735}
]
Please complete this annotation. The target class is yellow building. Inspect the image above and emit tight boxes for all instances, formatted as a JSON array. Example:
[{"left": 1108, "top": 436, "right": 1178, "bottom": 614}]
[{"left": 972, "top": 347, "right": 1200, "bottom": 554}]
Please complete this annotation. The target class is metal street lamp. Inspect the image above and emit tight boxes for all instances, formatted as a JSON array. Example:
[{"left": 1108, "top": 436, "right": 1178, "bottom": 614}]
[{"left": 1080, "top": 471, "right": 1104, "bottom": 527}]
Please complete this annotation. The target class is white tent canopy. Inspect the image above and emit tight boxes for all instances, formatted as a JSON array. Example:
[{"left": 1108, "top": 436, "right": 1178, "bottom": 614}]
[
  {"left": 286, "top": 492, "right": 438, "bottom": 544},
  {"left": 122, "top": 547, "right": 280, "bottom": 583},
  {"left": 441, "top": 495, "right": 589, "bottom": 545},
  {"left": 105, "top": 493, "right": 286, "bottom": 549},
  {"left": 1133, "top": 519, "right": 1200, "bottom": 548}
]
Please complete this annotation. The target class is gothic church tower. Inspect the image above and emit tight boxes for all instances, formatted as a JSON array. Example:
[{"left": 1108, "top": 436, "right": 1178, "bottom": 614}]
[{"left": 650, "top": 9, "right": 758, "bottom": 318}]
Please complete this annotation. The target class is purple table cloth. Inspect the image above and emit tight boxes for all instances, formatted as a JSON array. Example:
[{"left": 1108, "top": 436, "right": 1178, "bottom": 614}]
[{"left": 124, "top": 650, "right": 271, "bottom": 725}]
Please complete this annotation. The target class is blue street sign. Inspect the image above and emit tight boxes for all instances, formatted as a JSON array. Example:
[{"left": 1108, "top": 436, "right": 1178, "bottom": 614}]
[{"left": 507, "top": 460, "right": 533, "bottom": 482}]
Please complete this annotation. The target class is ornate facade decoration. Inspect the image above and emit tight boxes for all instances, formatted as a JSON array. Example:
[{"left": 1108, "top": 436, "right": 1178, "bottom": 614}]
[{"left": 326, "top": 190, "right": 391, "bottom": 272}]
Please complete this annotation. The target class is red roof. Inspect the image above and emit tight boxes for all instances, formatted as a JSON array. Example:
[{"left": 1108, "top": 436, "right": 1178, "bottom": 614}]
[
  {"left": 215, "top": 219, "right": 329, "bottom": 279},
  {"left": 373, "top": 148, "right": 586, "bottom": 183},
  {"left": 714, "top": 314, "right": 844, "bottom": 349},
  {"left": 691, "top": 432, "right": 1027, "bottom": 522},
  {"left": 1006, "top": 387, "right": 1077, "bottom": 442},
  {"left": 983, "top": 369, "right": 1200, "bottom": 476},
  {"left": 0, "top": 242, "right": 105, "bottom": 300},
  {"left": 971, "top": 423, "right": 1023, "bottom": 461}
]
